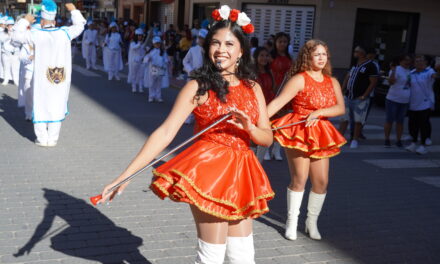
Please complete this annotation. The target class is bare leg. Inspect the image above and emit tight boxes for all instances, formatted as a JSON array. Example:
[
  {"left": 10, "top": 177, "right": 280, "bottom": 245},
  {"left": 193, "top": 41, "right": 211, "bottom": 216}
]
[
  {"left": 396, "top": 123, "right": 404, "bottom": 141},
  {"left": 191, "top": 205, "right": 228, "bottom": 244},
  {"left": 384, "top": 122, "right": 392, "bottom": 141},
  {"left": 309, "top": 158, "right": 329, "bottom": 194},
  {"left": 191, "top": 205, "right": 227, "bottom": 264},
  {"left": 285, "top": 148, "right": 310, "bottom": 191},
  {"left": 338, "top": 120, "right": 348, "bottom": 136},
  {"left": 353, "top": 122, "right": 362, "bottom": 140}
]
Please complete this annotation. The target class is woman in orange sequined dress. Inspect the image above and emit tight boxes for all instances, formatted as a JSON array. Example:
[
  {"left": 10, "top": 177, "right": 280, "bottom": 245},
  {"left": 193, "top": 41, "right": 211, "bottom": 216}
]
[
  {"left": 267, "top": 39, "right": 346, "bottom": 241},
  {"left": 97, "top": 5, "right": 274, "bottom": 264}
]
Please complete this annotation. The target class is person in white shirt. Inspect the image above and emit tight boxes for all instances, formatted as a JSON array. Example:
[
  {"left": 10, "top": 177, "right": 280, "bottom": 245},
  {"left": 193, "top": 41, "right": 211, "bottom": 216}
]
[
  {"left": 103, "top": 22, "right": 123, "bottom": 81},
  {"left": 182, "top": 28, "right": 207, "bottom": 124},
  {"left": 127, "top": 28, "right": 147, "bottom": 93},
  {"left": 18, "top": 41, "right": 34, "bottom": 121},
  {"left": 2, "top": 16, "right": 20, "bottom": 86},
  {"left": 12, "top": 0, "right": 85, "bottom": 147},
  {"left": 183, "top": 28, "right": 207, "bottom": 76},
  {"left": 384, "top": 55, "right": 411, "bottom": 148},
  {"left": 143, "top": 36, "right": 169, "bottom": 103},
  {"left": 82, "top": 21, "right": 98, "bottom": 70},
  {"left": 0, "top": 15, "right": 7, "bottom": 80},
  {"left": 405, "top": 55, "right": 440, "bottom": 154}
]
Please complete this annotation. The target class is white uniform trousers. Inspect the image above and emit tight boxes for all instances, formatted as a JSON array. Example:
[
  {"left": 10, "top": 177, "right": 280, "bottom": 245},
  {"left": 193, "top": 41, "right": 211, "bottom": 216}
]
[
  {"left": 34, "top": 122, "right": 62, "bottom": 143},
  {"left": 23, "top": 78, "right": 33, "bottom": 119},
  {"left": 148, "top": 76, "right": 162, "bottom": 100},
  {"left": 108, "top": 49, "right": 121, "bottom": 79},
  {"left": 84, "top": 45, "right": 97, "bottom": 69},
  {"left": 2, "top": 53, "right": 13, "bottom": 84}
]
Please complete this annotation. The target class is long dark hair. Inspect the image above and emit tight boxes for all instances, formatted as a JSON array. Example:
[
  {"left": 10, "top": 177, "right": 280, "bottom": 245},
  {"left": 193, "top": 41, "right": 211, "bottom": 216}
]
[
  {"left": 271, "top": 32, "right": 291, "bottom": 60},
  {"left": 253, "top": 46, "right": 275, "bottom": 88},
  {"left": 191, "top": 19, "right": 256, "bottom": 102}
]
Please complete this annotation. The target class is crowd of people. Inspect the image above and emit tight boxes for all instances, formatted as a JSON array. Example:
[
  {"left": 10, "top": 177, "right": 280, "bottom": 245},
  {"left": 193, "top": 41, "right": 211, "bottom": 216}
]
[
  {"left": 2, "top": 2, "right": 440, "bottom": 263},
  {"left": 337, "top": 45, "right": 439, "bottom": 154}
]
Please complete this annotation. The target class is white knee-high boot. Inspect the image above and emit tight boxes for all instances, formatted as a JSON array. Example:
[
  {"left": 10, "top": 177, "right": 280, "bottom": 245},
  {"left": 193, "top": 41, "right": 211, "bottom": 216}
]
[
  {"left": 195, "top": 239, "right": 226, "bottom": 264},
  {"left": 285, "top": 189, "right": 304, "bottom": 240},
  {"left": 305, "top": 191, "right": 326, "bottom": 240},
  {"left": 226, "top": 233, "right": 255, "bottom": 264}
]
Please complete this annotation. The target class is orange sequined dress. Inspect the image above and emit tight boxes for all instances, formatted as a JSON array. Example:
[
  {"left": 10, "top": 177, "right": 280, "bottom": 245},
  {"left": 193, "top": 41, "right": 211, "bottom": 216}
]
[
  {"left": 272, "top": 72, "right": 346, "bottom": 159},
  {"left": 150, "top": 81, "right": 275, "bottom": 220}
]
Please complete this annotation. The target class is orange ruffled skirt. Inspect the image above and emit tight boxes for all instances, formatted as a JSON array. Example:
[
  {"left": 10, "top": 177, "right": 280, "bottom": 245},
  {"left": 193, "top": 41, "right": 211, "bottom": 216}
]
[
  {"left": 150, "top": 140, "right": 275, "bottom": 220},
  {"left": 272, "top": 113, "right": 347, "bottom": 159}
]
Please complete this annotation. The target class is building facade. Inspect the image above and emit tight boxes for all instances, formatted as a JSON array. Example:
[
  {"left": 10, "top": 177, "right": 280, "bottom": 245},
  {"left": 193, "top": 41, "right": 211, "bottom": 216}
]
[{"left": 185, "top": 0, "right": 440, "bottom": 70}]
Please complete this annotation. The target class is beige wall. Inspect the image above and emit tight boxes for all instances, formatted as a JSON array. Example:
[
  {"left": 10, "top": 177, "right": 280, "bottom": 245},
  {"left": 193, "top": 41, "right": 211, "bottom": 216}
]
[{"left": 184, "top": 0, "right": 440, "bottom": 68}]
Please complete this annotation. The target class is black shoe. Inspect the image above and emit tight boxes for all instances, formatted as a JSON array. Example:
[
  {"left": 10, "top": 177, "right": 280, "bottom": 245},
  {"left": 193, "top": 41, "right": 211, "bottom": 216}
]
[
  {"left": 359, "top": 133, "right": 367, "bottom": 140},
  {"left": 396, "top": 140, "right": 403, "bottom": 148},
  {"left": 384, "top": 139, "right": 391, "bottom": 148}
]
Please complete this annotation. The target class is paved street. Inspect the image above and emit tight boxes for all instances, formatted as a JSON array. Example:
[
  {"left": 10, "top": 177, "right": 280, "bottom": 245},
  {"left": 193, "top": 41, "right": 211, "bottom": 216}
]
[{"left": 1, "top": 62, "right": 440, "bottom": 264}]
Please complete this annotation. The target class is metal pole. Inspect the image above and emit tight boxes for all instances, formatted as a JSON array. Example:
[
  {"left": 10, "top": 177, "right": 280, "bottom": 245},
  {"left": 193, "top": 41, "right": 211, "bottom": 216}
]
[{"left": 90, "top": 113, "right": 232, "bottom": 205}]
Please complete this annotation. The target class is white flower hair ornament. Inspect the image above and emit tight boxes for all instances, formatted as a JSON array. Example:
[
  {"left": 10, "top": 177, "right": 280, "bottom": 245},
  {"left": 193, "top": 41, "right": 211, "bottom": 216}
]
[{"left": 211, "top": 5, "right": 254, "bottom": 34}]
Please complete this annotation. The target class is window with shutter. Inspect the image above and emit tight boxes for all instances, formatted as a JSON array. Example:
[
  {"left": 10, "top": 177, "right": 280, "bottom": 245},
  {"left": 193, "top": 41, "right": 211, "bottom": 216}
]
[{"left": 244, "top": 4, "right": 315, "bottom": 58}]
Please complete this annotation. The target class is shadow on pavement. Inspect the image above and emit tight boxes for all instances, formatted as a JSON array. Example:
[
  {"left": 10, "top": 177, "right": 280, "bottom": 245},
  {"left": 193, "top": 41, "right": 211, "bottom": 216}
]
[
  {"left": 0, "top": 94, "right": 35, "bottom": 142},
  {"left": 13, "top": 188, "right": 151, "bottom": 264}
]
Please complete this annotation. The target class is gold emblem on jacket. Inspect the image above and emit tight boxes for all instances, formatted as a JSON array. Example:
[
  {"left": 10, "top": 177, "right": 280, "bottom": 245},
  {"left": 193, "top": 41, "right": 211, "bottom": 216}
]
[{"left": 46, "top": 67, "right": 65, "bottom": 84}]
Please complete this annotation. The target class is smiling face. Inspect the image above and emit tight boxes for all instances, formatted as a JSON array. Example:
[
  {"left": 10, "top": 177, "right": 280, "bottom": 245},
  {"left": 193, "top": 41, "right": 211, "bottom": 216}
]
[
  {"left": 209, "top": 27, "right": 242, "bottom": 73},
  {"left": 310, "top": 45, "right": 328, "bottom": 71}
]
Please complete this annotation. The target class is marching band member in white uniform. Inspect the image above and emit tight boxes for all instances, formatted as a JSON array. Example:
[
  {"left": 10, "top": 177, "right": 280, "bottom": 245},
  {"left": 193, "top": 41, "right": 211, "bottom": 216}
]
[
  {"left": 2, "top": 16, "right": 20, "bottom": 86},
  {"left": 127, "top": 28, "right": 147, "bottom": 93},
  {"left": 103, "top": 22, "right": 123, "bottom": 81},
  {"left": 82, "top": 20, "right": 98, "bottom": 70},
  {"left": 12, "top": 0, "right": 85, "bottom": 147},
  {"left": 143, "top": 36, "right": 169, "bottom": 103}
]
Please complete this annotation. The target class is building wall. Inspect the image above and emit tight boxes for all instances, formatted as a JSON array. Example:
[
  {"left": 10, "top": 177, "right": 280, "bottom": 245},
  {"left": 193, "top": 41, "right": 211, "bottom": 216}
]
[
  {"left": 316, "top": 0, "right": 440, "bottom": 68},
  {"left": 185, "top": 0, "right": 440, "bottom": 69}
]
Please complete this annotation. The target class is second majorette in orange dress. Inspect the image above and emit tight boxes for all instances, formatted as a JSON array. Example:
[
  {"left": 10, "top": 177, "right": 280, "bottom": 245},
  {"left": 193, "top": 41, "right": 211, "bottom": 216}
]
[
  {"left": 150, "top": 81, "right": 275, "bottom": 220},
  {"left": 272, "top": 72, "right": 347, "bottom": 159}
]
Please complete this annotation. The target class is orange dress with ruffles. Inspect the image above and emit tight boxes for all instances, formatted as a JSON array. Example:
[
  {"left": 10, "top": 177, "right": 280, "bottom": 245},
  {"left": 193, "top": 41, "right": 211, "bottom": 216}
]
[
  {"left": 150, "top": 81, "right": 275, "bottom": 220},
  {"left": 272, "top": 72, "right": 346, "bottom": 159}
]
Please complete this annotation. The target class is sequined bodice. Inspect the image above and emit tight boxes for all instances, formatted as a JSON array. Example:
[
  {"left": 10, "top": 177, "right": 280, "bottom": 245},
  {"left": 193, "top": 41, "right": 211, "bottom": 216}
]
[
  {"left": 292, "top": 72, "right": 336, "bottom": 115},
  {"left": 193, "top": 81, "right": 259, "bottom": 150}
]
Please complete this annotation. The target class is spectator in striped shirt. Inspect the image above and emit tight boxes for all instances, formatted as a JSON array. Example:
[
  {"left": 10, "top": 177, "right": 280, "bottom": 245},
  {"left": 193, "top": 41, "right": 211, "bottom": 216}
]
[{"left": 339, "top": 45, "right": 378, "bottom": 148}]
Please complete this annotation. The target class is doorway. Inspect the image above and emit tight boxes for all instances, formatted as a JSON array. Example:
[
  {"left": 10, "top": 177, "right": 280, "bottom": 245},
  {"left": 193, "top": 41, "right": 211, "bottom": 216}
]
[{"left": 352, "top": 8, "right": 419, "bottom": 70}]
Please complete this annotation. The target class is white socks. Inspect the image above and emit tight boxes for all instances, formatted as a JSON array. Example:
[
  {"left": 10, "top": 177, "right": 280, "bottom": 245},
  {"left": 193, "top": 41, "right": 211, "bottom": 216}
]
[
  {"left": 285, "top": 189, "right": 304, "bottom": 240},
  {"left": 226, "top": 233, "right": 255, "bottom": 264},
  {"left": 195, "top": 233, "right": 256, "bottom": 264},
  {"left": 195, "top": 239, "right": 226, "bottom": 264}
]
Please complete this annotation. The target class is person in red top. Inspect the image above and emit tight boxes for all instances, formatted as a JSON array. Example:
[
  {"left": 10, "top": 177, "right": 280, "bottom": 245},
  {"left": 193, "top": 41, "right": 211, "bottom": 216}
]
[
  {"left": 97, "top": 5, "right": 274, "bottom": 264},
  {"left": 267, "top": 39, "right": 346, "bottom": 241},
  {"left": 253, "top": 46, "right": 280, "bottom": 162},
  {"left": 270, "top": 32, "right": 293, "bottom": 89},
  {"left": 268, "top": 32, "right": 293, "bottom": 161}
]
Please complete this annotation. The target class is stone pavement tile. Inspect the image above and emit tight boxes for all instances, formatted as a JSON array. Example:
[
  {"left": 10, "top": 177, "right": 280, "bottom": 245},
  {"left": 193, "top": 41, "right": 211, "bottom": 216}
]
[
  {"left": 271, "top": 255, "right": 308, "bottom": 264},
  {"left": 1, "top": 252, "right": 40, "bottom": 263},
  {"left": 302, "top": 252, "right": 339, "bottom": 262},
  {"left": 154, "top": 256, "right": 194, "bottom": 264},
  {"left": 325, "top": 259, "right": 359, "bottom": 264},
  {"left": 23, "top": 261, "right": 62, "bottom": 264}
]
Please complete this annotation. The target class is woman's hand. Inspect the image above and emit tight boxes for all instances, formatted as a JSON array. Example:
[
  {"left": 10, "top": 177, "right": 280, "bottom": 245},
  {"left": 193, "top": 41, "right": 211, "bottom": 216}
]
[
  {"left": 227, "top": 108, "right": 256, "bottom": 133},
  {"left": 306, "top": 110, "right": 321, "bottom": 127},
  {"left": 97, "top": 176, "right": 130, "bottom": 204}
]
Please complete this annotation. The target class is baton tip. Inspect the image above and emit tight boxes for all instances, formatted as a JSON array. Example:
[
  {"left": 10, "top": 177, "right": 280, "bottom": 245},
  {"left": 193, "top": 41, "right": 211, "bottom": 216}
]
[{"left": 90, "top": 195, "right": 102, "bottom": 206}]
